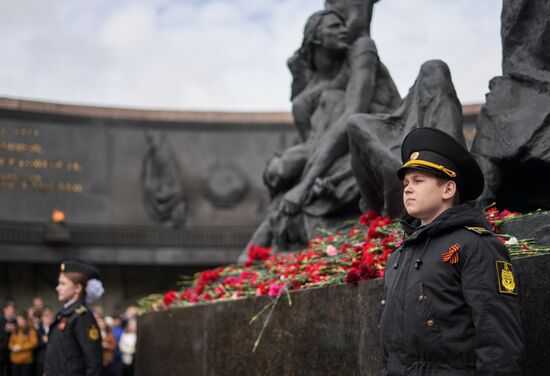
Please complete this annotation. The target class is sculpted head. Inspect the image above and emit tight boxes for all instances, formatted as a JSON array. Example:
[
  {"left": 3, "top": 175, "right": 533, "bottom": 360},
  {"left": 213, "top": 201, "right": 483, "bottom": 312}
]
[
  {"left": 301, "top": 10, "right": 348, "bottom": 69},
  {"left": 263, "top": 150, "right": 305, "bottom": 195}
]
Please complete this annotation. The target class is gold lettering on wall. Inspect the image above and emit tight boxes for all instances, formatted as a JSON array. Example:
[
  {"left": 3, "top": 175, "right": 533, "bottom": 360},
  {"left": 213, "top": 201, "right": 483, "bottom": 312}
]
[
  {"left": 0, "top": 172, "right": 84, "bottom": 193},
  {"left": 14, "top": 128, "right": 40, "bottom": 137},
  {"left": 0, "top": 126, "right": 85, "bottom": 193},
  {"left": 1, "top": 157, "right": 82, "bottom": 172},
  {"left": 0, "top": 142, "right": 43, "bottom": 154}
]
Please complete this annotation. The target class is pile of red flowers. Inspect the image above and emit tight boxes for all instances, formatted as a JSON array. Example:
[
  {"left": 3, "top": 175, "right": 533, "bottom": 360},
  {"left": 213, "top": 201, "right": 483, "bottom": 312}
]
[
  {"left": 140, "top": 208, "right": 546, "bottom": 312},
  {"left": 485, "top": 207, "right": 518, "bottom": 233}
]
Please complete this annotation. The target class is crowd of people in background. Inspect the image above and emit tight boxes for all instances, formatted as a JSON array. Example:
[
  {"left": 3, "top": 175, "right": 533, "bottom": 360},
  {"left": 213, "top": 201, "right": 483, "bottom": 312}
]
[{"left": 0, "top": 298, "right": 137, "bottom": 376}]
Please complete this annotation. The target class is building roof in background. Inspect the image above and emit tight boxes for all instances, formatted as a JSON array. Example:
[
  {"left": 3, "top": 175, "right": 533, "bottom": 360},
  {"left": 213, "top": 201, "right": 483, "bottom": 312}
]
[{"left": 0, "top": 97, "right": 481, "bottom": 124}]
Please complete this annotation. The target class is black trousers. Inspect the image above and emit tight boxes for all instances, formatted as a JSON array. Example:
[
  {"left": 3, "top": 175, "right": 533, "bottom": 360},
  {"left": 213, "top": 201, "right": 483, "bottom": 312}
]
[
  {"left": 10, "top": 365, "right": 32, "bottom": 376},
  {"left": 0, "top": 362, "right": 12, "bottom": 376}
]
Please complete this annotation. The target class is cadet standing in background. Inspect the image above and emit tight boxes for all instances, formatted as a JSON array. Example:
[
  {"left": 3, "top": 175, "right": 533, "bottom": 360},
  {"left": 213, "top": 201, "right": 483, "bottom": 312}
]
[{"left": 44, "top": 260, "right": 105, "bottom": 376}]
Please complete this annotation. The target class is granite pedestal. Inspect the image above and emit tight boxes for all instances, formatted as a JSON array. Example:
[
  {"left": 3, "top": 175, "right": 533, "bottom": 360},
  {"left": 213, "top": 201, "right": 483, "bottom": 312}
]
[{"left": 136, "top": 254, "right": 550, "bottom": 376}]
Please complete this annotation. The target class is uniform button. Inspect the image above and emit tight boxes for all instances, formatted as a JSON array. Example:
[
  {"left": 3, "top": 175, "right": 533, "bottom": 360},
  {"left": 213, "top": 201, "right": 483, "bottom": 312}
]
[
  {"left": 427, "top": 320, "right": 434, "bottom": 327},
  {"left": 380, "top": 299, "right": 386, "bottom": 306},
  {"left": 417, "top": 295, "right": 424, "bottom": 302}
]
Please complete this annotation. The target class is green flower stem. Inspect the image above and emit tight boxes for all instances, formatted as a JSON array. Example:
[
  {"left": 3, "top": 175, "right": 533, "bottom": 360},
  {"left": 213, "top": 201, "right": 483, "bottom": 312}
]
[{"left": 251, "top": 295, "right": 281, "bottom": 352}]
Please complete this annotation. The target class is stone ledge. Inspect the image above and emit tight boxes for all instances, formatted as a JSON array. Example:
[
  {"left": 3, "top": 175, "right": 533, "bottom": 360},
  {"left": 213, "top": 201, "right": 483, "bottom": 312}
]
[
  {"left": 501, "top": 212, "right": 550, "bottom": 246},
  {"left": 136, "top": 254, "right": 550, "bottom": 376}
]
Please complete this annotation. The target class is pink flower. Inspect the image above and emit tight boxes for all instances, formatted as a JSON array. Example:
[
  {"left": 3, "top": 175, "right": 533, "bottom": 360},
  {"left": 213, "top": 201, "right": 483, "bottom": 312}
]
[
  {"left": 268, "top": 283, "right": 285, "bottom": 297},
  {"left": 326, "top": 245, "right": 338, "bottom": 257}
]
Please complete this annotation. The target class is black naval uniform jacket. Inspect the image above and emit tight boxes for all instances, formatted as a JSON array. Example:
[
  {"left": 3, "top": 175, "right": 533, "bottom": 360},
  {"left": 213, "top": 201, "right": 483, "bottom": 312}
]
[
  {"left": 379, "top": 204, "right": 523, "bottom": 376},
  {"left": 44, "top": 299, "right": 102, "bottom": 376}
]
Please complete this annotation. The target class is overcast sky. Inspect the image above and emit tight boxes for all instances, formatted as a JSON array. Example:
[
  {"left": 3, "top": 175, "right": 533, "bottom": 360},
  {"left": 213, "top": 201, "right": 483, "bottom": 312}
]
[{"left": 0, "top": 0, "right": 502, "bottom": 112}]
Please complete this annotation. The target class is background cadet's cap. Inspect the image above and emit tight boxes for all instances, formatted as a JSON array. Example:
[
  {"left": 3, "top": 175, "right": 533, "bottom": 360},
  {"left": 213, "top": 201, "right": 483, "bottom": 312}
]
[
  {"left": 397, "top": 127, "right": 484, "bottom": 202},
  {"left": 60, "top": 259, "right": 100, "bottom": 280}
]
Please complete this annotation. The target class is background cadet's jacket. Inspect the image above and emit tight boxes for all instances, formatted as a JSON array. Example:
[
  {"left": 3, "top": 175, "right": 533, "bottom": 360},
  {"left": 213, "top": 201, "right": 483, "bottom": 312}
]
[
  {"left": 44, "top": 300, "right": 102, "bottom": 376},
  {"left": 380, "top": 204, "right": 523, "bottom": 376}
]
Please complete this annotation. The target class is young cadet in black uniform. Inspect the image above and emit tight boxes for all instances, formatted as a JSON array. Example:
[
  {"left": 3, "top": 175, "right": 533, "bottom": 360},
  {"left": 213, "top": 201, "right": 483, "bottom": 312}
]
[
  {"left": 44, "top": 260, "right": 104, "bottom": 376},
  {"left": 379, "top": 128, "right": 523, "bottom": 376}
]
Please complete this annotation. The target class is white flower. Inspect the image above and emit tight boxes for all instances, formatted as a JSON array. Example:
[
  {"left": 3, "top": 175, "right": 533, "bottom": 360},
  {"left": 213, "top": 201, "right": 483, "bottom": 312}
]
[
  {"left": 505, "top": 237, "right": 519, "bottom": 245},
  {"left": 86, "top": 279, "right": 105, "bottom": 304}
]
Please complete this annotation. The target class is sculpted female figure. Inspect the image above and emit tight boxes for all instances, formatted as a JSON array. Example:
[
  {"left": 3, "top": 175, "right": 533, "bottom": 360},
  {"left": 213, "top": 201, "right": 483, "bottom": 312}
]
[
  {"left": 279, "top": 7, "right": 400, "bottom": 216},
  {"left": 241, "top": 5, "right": 400, "bottom": 256}
]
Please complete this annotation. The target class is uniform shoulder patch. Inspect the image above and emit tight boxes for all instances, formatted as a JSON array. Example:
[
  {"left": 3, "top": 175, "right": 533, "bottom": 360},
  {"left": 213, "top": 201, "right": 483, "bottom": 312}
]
[
  {"left": 88, "top": 324, "right": 100, "bottom": 341},
  {"left": 465, "top": 226, "right": 492, "bottom": 235},
  {"left": 496, "top": 261, "right": 518, "bottom": 296},
  {"left": 75, "top": 306, "right": 88, "bottom": 315}
]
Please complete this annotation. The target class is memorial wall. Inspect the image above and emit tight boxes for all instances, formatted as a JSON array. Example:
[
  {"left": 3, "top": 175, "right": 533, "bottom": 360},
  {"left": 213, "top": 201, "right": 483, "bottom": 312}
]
[
  {"left": 0, "top": 97, "right": 479, "bottom": 312},
  {"left": 0, "top": 98, "right": 297, "bottom": 228},
  {"left": 0, "top": 98, "right": 297, "bottom": 263},
  {"left": 0, "top": 97, "right": 297, "bottom": 312}
]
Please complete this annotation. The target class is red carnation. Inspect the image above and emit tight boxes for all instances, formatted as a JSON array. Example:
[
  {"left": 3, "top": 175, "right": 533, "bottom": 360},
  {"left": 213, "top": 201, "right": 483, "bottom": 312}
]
[
  {"left": 359, "top": 210, "right": 379, "bottom": 226},
  {"left": 345, "top": 268, "right": 360, "bottom": 285},
  {"left": 163, "top": 290, "right": 178, "bottom": 308},
  {"left": 244, "top": 244, "right": 272, "bottom": 267},
  {"left": 358, "top": 263, "right": 376, "bottom": 280},
  {"left": 362, "top": 251, "right": 375, "bottom": 265}
]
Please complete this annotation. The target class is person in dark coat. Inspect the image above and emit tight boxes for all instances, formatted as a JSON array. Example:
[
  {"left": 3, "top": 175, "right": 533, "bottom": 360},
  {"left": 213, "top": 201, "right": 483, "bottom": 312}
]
[
  {"left": 44, "top": 260, "right": 104, "bottom": 376},
  {"left": 379, "top": 128, "right": 524, "bottom": 375},
  {"left": 0, "top": 315, "right": 7, "bottom": 376},
  {"left": 34, "top": 306, "right": 54, "bottom": 376},
  {"left": 1, "top": 302, "right": 16, "bottom": 376}
]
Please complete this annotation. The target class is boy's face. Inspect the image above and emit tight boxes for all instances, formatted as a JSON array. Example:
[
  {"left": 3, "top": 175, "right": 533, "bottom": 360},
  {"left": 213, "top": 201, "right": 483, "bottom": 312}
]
[{"left": 403, "top": 170, "right": 454, "bottom": 224}]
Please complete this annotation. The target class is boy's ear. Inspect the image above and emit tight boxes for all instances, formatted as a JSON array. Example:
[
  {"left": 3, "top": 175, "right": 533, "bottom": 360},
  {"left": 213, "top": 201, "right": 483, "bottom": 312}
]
[{"left": 443, "top": 180, "right": 457, "bottom": 200}]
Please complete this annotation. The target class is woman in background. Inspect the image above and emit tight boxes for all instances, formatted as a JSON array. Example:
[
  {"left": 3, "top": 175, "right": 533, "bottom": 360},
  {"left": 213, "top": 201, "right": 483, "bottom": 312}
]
[
  {"left": 97, "top": 317, "right": 116, "bottom": 376},
  {"left": 8, "top": 313, "right": 37, "bottom": 376},
  {"left": 118, "top": 319, "right": 137, "bottom": 376}
]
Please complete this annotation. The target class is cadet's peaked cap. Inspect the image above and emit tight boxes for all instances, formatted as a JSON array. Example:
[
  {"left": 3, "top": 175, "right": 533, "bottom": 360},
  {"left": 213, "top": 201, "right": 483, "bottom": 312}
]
[
  {"left": 397, "top": 127, "right": 484, "bottom": 202},
  {"left": 60, "top": 259, "right": 100, "bottom": 280}
]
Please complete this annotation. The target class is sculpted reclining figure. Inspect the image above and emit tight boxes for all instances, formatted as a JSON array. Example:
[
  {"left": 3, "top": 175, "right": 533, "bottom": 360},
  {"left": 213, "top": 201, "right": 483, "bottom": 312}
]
[{"left": 348, "top": 60, "right": 466, "bottom": 218}]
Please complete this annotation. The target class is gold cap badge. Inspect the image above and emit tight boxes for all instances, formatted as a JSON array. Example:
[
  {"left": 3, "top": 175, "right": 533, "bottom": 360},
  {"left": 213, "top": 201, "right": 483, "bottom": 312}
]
[
  {"left": 60, "top": 263, "right": 65, "bottom": 272},
  {"left": 409, "top": 152, "right": 420, "bottom": 160}
]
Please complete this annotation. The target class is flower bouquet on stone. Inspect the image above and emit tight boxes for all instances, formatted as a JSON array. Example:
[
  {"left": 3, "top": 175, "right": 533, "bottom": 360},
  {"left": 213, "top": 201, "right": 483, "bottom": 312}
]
[
  {"left": 138, "top": 207, "right": 549, "bottom": 313},
  {"left": 141, "top": 210, "right": 402, "bottom": 312}
]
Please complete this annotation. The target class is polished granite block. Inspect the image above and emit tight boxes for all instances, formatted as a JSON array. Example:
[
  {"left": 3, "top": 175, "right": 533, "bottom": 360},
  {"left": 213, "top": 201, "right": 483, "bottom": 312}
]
[
  {"left": 136, "top": 254, "right": 550, "bottom": 376},
  {"left": 501, "top": 212, "right": 550, "bottom": 246},
  {"left": 137, "top": 279, "right": 384, "bottom": 376}
]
